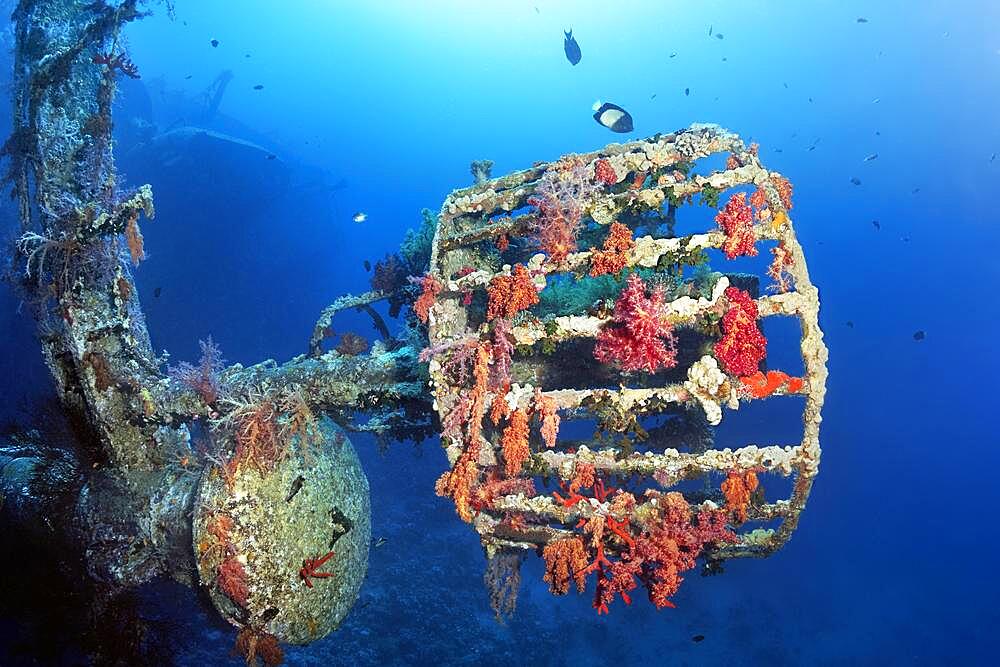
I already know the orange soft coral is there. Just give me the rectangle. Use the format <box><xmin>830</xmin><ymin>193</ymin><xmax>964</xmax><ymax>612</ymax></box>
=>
<box><xmin>542</xmin><ymin>537</ymin><xmax>589</xmax><ymax>595</ymax></box>
<box><xmin>487</xmin><ymin>264</ymin><xmax>539</xmax><ymax>320</ymax></box>
<box><xmin>721</xmin><ymin>469</ymin><xmax>759</xmax><ymax>524</ymax></box>
<box><xmin>739</xmin><ymin>370</ymin><xmax>804</xmax><ymax>398</ymax></box>
<box><xmin>768</xmin><ymin>241</ymin><xmax>795</xmax><ymax>293</ymax></box>
<box><xmin>413</xmin><ymin>274</ymin><xmax>443</xmax><ymax>324</ymax></box>
<box><xmin>500</xmin><ymin>408</ymin><xmax>531</xmax><ymax>477</ymax></box>
<box><xmin>435</xmin><ymin>343</ymin><xmax>490</xmax><ymax>521</ymax></box>
<box><xmin>217</xmin><ymin>555</ymin><xmax>250</xmax><ymax>607</ymax></box>
<box><xmin>589</xmin><ymin>221</ymin><xmax>635</xmax><ymax>277</ymax></box>
<box><xmin>534</xmin><ymin>388</ymin><xmax>560</xmax><ymax>448</ymax></box>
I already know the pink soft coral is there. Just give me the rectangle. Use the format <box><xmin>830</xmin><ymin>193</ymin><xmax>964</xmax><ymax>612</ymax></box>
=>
<box><xmin>593</xmin><ymin>274</ymin><xmax>678</xmax><ymax>373</ymax></box>
<box><xmin>528</xmin><ymin>159</ymin><xmax>601</xmax><ymax>262</ymax></box>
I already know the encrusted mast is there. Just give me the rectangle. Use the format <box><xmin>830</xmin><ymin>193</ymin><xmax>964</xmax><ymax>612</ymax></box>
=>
<box><xmin>1</xmin><ymin>1</ymin><xmax>428</xmax><ymax>660</ymax></box>
<box><xmin>424</xmin><ymin>124</ymin><xmax>828</xmax><ymax>614</ymax></box>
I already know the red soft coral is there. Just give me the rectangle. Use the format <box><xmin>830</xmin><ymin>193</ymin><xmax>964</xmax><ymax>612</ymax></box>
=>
<box><xmin>593</xmin><ymin>158</ymin><xmax>617</xmax><ymax>186</ymax></box>
<box><xmin>716</xmin><ymin>191</ymin><xmax>757</xmax><ymax>259</ymax></box>
<box><xmin>715</xmin><ymin>287</ymin><xmax>767</xmax><ymax>376</ymax></box>
<box><xmin>487</xmin><ymin>264</ymin><xmax>539</xmax><ymax>320</ymax></box>
<box><xmin>593</xmin><ymin>274</ymin><xmax>678</xmax><ymax>373</ymax></box>
<box><xmin>633</xmin><ymin>492</ymin><xmax>736</xmax><ymax>609</ymax></box>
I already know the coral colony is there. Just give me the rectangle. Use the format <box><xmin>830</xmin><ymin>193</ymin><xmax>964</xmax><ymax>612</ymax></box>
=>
<box><xmin>426</xmin><ymin>125</ymin><xmax>827</xmax><ymax>617</ymax></box>
<box><xmin>2</xmin><ymin>1</ymin><xmax>826</xmax><ymax>662</ymax></box>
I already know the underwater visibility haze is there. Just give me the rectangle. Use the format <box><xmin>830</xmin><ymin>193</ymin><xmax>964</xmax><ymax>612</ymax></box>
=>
<box><xmin>0</xmin><ymin>1</ymin><xmax>998</xmax><ymax>665</ymax></box>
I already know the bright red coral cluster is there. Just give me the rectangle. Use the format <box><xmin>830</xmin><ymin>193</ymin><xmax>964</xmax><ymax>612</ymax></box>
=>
<box><xmin>487</xmin><ymin>264</ymin><xmax>539</xmax><ymax>320</ymax></box>
<box><xmin>594</xmin><ymin>158</ymin><xmax>617</xmax><ymax>186</ymax></box>
<box><xmin>715</xmin><ymin>287</ymin><xmax>767</xmax><ymax>377</ymax></box>
<box><xmin>739</xmin><ymin>370</ymin><xmax>804</xmax><ymax>398</ymax></box>
<box><xmin>589</xmin><ymin>221</ymin><xmax>635</xmax><ymax>277</ymax></box>
<box><xmin>716</xmin><ymin>192</ymin><xmax>757</xmax><ymax>259</ymax></box>
<box><xmin>593</xmin><ymin>274</ymin><xmax>678</xmax><ymax>373</ymax></box>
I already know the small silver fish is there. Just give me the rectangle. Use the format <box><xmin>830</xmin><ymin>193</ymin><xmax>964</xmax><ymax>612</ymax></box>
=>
<box><xmin>863</xmin><ymin>153</ymin><xmax>878</xmax><ymax>162</ymax></box>
<box><xmin>352</xmin><ymin>211</ymin><xmax>367</xmax><ymax>223</ymax></box>
<box><xmin>374</xmin><ymin>537</ymin><xmax>388</xmax><ymax>548</ymax></box>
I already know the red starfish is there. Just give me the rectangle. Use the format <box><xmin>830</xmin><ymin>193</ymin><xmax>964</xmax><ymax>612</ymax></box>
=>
<box><xmin>299</xmin><ymin>551</ymin><xmax>335</xmax><ymax>588</ymax></box>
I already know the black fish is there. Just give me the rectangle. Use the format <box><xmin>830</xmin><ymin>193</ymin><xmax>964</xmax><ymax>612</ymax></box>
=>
<box><xmin>709</xmin><ymin>25</ymin><xmax>712</xmax><ymax>36</ymax></box>
<box><xmin>363</xmin><ymin>260</ymin><xmax>371</xmax><ymax>272</ymax></box>
<box><xmin>864</xmin><ymin>153</ymin><xmax>878</xmax><ymax>162</ymax></box>
<box><xmin>913</xmin><ymin>330</ymin><xmax>925</xmax><ymax>341</ymax></box>
<box><xmin>991</xmin><ymin>153</ymin><xmax>996</xmax><ymax>163</ymax></box>
<box><xmin>669</xmin><ymin>52</ymin><xmax>677</xmax><ymax>58</ymax></box>
<box><xmin>684</xmin><ymin>87</ymin><xmax>690</xmax><ymax>96</ymax></box>
<box><xmin>592</xmin><ymin>101</ymin><xmax>633</xmax><ymax>133</ymax></box>
<box><xmin>693</xmin><ymin>635</ymin><xmax>705</xmax><ymax>643</ymax></box>
<box><xmin>266</xmin><ymin>153</ymin><xmax>276</xmax><ymax>160</ymax></box>
<box><xmin>857</xmin><ymin>17</ymin><xmax>869</xmax><ymax>23</ymax></box>
<box><xmin>285</xmin><ymin>475</ymin><xmax>305</xmax><ymax>502</ymax></box>
<box><xmin>850</xmin><ymin>177</ymin><xmax>861</xmax><ymax>185</ymax></box>
<box><xmin>912</xmin><ymin>187</ymin><xmax>921</xmax><ymax>194</ymax></box>
<box><xmin>253</xmin><ymin>84</ymin><xmax>264</xmax><ymax>90</ymax></box>
<box><xmin>564</xmin><ymin>30</ymin><xmax>581</xmax><ymax>65</ymax></box>
<box><xmin>210</xmin><ymin>38</ymin><xmax>219</xmax><ymax>48</ymax></box>
<box><xmin>872</xmin><ymin>220</ymin><xmax>880</xmax><ymax>230</ymax></box>
<box><xmin>153</xmin><ymin>287</ymin><xmax>161</xmax><ymax>298</ymax></box>
<box><xmin>184</xmin><ymin>74</ymin><xmax>192</xmax><ymax>80</ymax></box>
<box><xmin>650</xmin><ymin>93</ymin><xmax>657</xmax><ymax>100</ymax></box>
<box><xmin>846</xmin><ymin>320</ymin><xmax>854</xmax><ymax>328</ymax></box>
<box><xmin>716</xmin><ymin>33</ymin><xmax>724</xmax><ymax>40</ymax></box>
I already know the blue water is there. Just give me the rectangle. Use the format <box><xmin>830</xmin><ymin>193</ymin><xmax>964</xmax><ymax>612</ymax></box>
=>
<box><xmin>2</xmin><ymin>1</ymin><xmax>999</xmax><ymax>664</ymax></box>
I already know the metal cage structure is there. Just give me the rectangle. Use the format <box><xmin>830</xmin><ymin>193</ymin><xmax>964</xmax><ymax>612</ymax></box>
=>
<box><xmin>422</xmin><ymin>124</ymin><xmax>828</xmax><ymax>609</ymax></box>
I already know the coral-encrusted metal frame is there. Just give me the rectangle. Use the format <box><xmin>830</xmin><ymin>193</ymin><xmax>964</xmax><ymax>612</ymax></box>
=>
<box><xmin>425</xmin><ymin>124</ymin><xmax>828</xmax><ymax>563</ymax></box>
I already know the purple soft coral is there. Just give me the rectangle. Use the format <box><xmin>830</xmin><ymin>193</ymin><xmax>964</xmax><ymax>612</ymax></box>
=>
<box><xmin>169</xmin><ymin>336</ymin><xmax>225</xmax><ymax>404</ymax></box>
<box><xmin>528</xmin><ymin>160</ymin><xmax>602</xmax><ymax>262</ymax></box>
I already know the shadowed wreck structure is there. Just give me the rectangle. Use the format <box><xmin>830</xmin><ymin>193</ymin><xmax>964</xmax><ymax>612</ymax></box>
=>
<box><xmin>0</xmin><ymin>1</ymin><xmax>827</xmax><ymax>664</ymax></box>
